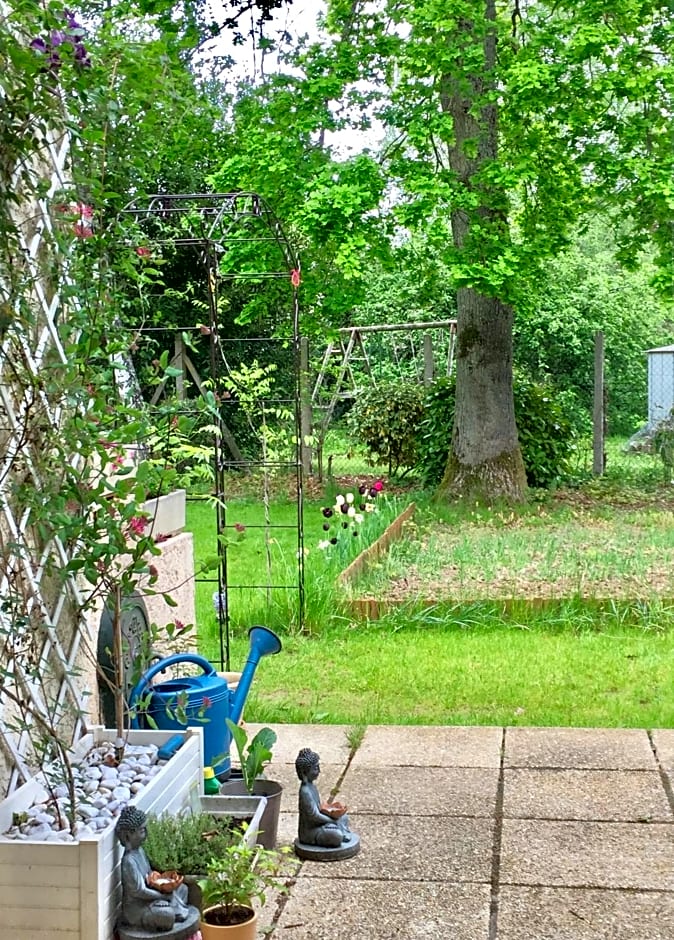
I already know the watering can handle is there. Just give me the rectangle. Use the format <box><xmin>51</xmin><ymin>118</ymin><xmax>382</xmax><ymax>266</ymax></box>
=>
<box><xmin>127</xmin><ymin>653</ymin><xmax>217</xmax><ymax>725</ymax></box>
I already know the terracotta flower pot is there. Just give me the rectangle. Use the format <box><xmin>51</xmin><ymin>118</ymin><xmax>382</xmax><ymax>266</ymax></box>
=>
<box><xmin>200</xmin><ymin>905</ymin><xmax>257</xmax><ymax>940</ymax></box>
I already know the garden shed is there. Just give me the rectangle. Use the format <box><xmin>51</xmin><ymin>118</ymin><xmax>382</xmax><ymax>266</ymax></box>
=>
<box><xmin>647</xmin><ymin>345</ymin><xmax>674</xmax><ymax>426</ymax></box>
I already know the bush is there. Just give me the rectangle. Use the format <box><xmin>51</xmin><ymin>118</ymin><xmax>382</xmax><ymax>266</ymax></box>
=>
<box><xmin>347</xmin><ymin>381</ymin><xmax>425</xmax><ymax>475</ymax></box>
<box><xmin>416</xmin><ymin>376</ymin><xmax>456</xmax><ymax>487</ymax></box>
<box><xmin>416</xmin><ymin>374</ymin><xmax>576</xmax><ymax>489</ymax></box>
<box><xmin>513</xmin><ymin>374</ymin><xmax>577</xmax><ymax>488</ymax></box>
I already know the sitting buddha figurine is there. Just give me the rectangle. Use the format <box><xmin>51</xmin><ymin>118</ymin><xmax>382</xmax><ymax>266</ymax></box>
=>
<box><xmin>115</xmin><ymin>805</ymin><xmax>198</xmax><ymax>938</ymax></box>
<box><xmin>293</xmin><ymin>747</ymin><xmax>360</xmax><ymax>860</ymax></box>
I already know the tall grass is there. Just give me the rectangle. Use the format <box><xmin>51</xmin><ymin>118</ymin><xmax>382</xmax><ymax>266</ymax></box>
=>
<box><xmin>187</xmin><ymin>489</ymin><xmax>407</xmax><ymax>660</ymax></box>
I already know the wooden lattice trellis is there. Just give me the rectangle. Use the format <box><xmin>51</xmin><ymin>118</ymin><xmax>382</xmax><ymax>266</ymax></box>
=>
<box><xmin>0</xmin><ymin>125</ymin><xmax>94</xmax><ymax>796</ymax></box>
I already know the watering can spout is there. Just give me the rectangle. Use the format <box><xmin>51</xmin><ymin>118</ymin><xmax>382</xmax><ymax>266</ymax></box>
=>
<box><xmin>230</xmin><ymin>625</ymin><xmax>282</xmax><ymax>725</ymax></box>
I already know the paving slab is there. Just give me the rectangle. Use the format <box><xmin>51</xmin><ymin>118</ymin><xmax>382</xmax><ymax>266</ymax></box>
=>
<box><xmin>651</xmin><ymin>729</ymin><xmax>674</xmax><ymax>770</ymax></box>
<box><xmin>344</xmin><ymin>765</ymin><xmax>499</xmax><ymax>817</ymax></box>
<box><xmin>276</xmin><ymin>810</ymin><xmax>298</xmax><ymax>848</ymax></box>
<box><xmin>297</xmin><ymin>814</ymin><xmax>494</xmax><ymax>882</ymax></box>
<box><xmin>272</xmin><ymin>879</ymin><xmax>491</xmax><ymax>939</ymax></box>
<box><xmin>504</xmin><ymin>727</ymin><xmax>656</xmax><ymax>770</ymax></box>
<box><xmin>497</xmin><ymin>885</ymin><xmax>674</xmax><ymax>939</ymax></box>
<box><xmin>503</xmin><ymin>769</ymin><xmax>672</xmax><ymax>821</ymax></box>
<box><xmin>351</xmin><ymin>724</ymin><xmax>502</xmax><ymax>768</ymax></box>
<box><xmin>243</xmin><ymin>722</ymin><xmax>353</xmax><ymax>765</ymax></box>
<box><xmin>500</xmin><ymin>819</ymin><xmax>674</xmax><ymax>890</ymax></box>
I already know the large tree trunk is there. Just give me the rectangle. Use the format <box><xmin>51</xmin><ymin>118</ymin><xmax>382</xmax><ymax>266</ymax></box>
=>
<box><xmin>436</xmin><ymin>0</ymin><xmax>526</xmax><ymax>502</ymax></box>
<box><xmin>437</xmin><ymin>287</ymin><xmax>526</xmax><ymax>500</ymax></box>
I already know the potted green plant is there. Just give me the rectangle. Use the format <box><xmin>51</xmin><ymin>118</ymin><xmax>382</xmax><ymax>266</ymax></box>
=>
<box><xmin>144</xmin><ymin>803</ymin><xmax>267</xmax><ymax>910</ymax></box>
<box><xmin>223</xmin><ymin>720</ymin><xmax>283</xmax><ymax>849</ymax></box>
<box><xmin>198</xmin><ymin>841</ymin><xmax>286</xmax><ymax>940</ymax></box>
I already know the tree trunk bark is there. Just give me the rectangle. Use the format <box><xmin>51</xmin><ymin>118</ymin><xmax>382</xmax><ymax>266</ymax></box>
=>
<box><xmin>436</xmin><ymin>0</ymin><xmax>527</xmax><ymax>502</ymax></box>
<box><xmin>437</xmin><ymin>287</ymin><xmax>526</xmax><ymax>500</ymax></box>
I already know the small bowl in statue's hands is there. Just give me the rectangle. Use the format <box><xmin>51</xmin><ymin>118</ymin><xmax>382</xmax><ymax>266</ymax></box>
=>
<box><xmin>321</xmin><ymin>800</ymin><xmax>347</xmax><ymax>819</ymax></box>
<box><xmin>147</xmin><ymin>870</ymin><xmax>184</xmax><ymax>894</ymax></box>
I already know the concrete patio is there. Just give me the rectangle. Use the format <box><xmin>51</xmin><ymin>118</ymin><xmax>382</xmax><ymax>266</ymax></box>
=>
<box><xmin>249</xmin><ymin>723</ymin><xmax>674</xmax><ymax>939</ymax></box>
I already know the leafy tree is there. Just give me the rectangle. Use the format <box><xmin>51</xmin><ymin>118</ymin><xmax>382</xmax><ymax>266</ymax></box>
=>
<box><xmin>319</xmin><ymin>0</ymin><xmax>674</xmax><ymax>501</ymax></box>
<box><xmin>515</xmin><ymin>217</ymin><xmax>674</xmax><ymax>436</ymax></box>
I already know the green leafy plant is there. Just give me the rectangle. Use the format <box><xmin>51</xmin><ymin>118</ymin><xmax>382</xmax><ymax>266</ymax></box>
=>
<box><xmin>226</xmin><ymin>720</ymin><xmax>277</xmax><ymax>794</ymax></box>
<box><xmin>416</xmin><ymin>376</ymin><xmax>456</xmax><ymax>488</ymax></box>
<box><xmin>347</xmin><ymin>381</ymin><xmax>425</xmax><ymax>475</ymax></box>
<box><xmin>416</xmin><ymin>374</ymin><xmax>576</xmax><ymax>490</ymax></box>
<box><xmin>513</xmin><ymin>374</ymin><xmax>577</xmax><ymax>489</ymax></box>
<box><xmin>144</xmin><ymin>812</ymin><xmax>239</xmax><ymax>875</ymax></box>
<box><xmin>652</xmin><ymin>411</ymin><xmax>674</xmax><ymax>482</ymax></box>
<box><xmin>198</xmin><ymin>841</ymin><xmax>286</xmax><ymax>925</ymax></box>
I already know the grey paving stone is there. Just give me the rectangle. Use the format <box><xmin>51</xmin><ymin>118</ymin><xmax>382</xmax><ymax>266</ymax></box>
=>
<box><xmin>272</xmin><ymin>878</ymin><xmax>491</xmax><ymax>939</ymax></box>
<box><xmin>277</xmin><ymin>810</ymin><xmax>298</xmax><ymax>848</ymax></box>
<box><xmin>505</xmin><ymin>727</ymin><xmax>655</xmax><ymax>770</ymax></box>
<box><xmin>298</xmin><ymin>814</ymin><xmax>494</xmax><ymax>882</ymax></box>
<box><xmin>651</xmin><ymin>729</ymin><xmax>674</xmax><ymax>770</ymax></box>
<box><xmin>345</xmin><ymin>765</ymin><xmax>499</xmax><ymax>817</ymax></box>
<box><xmin>497</xmin><ymin>885</ymin><xmax>674</xmax><ymax>939</ymax></box>
<box><xmin>351</xmin><ymin>724</ymin><xmax>502</xmax><ymax>768</ymax></box>
<box><xmin>500</xmin><ymin>819</ymin><xmax>674</xmax><ymax>890</ymax></box>
<box><xmin>242</xmin><ymin>722</ymin><xmax>352</xmax><ymax>765</ymax></box>
<box><xmin>503</xmin><ymin>769</ymin><xmax>672</xmax><ymax>822</ymax></box>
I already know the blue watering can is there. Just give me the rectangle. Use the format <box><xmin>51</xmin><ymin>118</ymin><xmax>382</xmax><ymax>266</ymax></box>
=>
<box><xmin>128</xmin><ymin>625</ymin><xmax>282</xmax><ymax>777</ymax></box>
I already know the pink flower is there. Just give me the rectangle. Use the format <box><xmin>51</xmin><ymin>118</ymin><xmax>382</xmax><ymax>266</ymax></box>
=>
<box><xmin>290</xmin><ymin>268</ymin><xmax>301</xmax><ymax>287</ymax></box>
<box><xmin>135</xmin><ymin>246</ymin><xmax>151</xmax><ymax>259</ymax></box>
<box><xmin>202</xmin><ymin>696</ymin><xmax>212</xmax><ymax>709</ymax></box>
<box><xmin>128</xmin><ymin>516</ymin><xmax>147</xmax><ymax>536</ymax></box>
<box><xmin>74</xmin><ymin>220</ymin><xmax>93</xmax><ymax>238</ymax></box>
<box><xmin>234</xmin><ymin>522</ymin><xmax>246</xmax><ymax>533</ymax></box>
<box><xmin>373</xmin><ymin>480</ymin><xmax>384</xmax><ymax>492</ymax></box>
<box><xmin>174</xmin><ymin>619</ymin><xmax>186</xmax><ymax>632</ymax></box>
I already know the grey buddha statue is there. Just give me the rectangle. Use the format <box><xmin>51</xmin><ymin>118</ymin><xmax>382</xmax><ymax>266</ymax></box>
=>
<box><xmin>293</xmin><ymin>747</ymin><xmax>360</xmax><ymax>861</ymax></box>
<box><xmin>115</xmin><ymin>806</ymin><xmax>199</xmax><ymax>939</ymax></box>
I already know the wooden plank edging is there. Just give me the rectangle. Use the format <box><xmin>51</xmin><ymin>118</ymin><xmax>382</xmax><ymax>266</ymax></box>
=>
<box><xmin>338</xmin><ymin>502</ymin><xmax>416</xmax><ymax>588</ymax></box>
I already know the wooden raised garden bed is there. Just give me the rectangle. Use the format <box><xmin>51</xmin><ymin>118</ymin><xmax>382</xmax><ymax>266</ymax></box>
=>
<box><xmin>338</xmin><ymin>502</ymin><xmax>416</xmax><ymax>619</ymax></box>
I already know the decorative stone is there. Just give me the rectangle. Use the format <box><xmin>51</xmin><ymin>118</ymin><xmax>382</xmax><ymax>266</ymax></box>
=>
<box><xmin>1</xmin><ymin>740</ymin><xmax>168</xmax><ymax>841</ymax></box>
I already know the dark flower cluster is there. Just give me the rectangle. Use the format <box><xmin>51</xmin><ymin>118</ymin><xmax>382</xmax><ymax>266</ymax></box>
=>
<box><xmin>31</xmin><ymin>11</ymin><xmax>91</xmax><ymax>71</ymax></box>
<box><xmin>318</xmin><ymin>480</ymin><xmax>384</xmax><ymax>550</ymax></box>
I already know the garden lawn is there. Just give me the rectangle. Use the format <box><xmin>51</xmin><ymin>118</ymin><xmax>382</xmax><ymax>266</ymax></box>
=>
<box><xmin>235</xmin><ymin>610</ymin><xmax>674</xmax><ymax>728</ymax></box>
<box><xmin>184</xmin><ymin>448</ymin><xmax>674</xmax><ymax>729</ymax></box>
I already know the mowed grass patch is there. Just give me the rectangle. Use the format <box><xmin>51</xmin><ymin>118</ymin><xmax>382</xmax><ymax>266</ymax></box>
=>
<box><xmin>236</xmin><ymin>605</ymin><xmax>674</xmax><ymax>728</ymax></box>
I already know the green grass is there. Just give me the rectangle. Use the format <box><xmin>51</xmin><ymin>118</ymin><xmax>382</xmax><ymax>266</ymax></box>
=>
<box><xmin>352</xmin><ymin>503</ymin><xmax>674</xmax><ymax>601</ymax></box>
<box><xmin>236</xmin><ymin>604</ymin><xmax>674</xmax><ymax>728</ymax></box>
<box><xmin>182</xmin><ymin>440</ymin><xmax>674</xmax><ymax>729</ymax></box>
<box><xmin>186</xmin><ymin>487</ymin><xmax>405</xmax><ymax>657</ymax></box>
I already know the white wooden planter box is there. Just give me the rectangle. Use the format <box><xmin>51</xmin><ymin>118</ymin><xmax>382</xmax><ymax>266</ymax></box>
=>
<box><xmin>142</xmin><ymin>488</ymin><xmax>186</xmax><ymax>538</ymax></box>
<box><xmin>0</xmin><ymin>726</ymin><xmax>203</xmax><ymax>940</ymax></box>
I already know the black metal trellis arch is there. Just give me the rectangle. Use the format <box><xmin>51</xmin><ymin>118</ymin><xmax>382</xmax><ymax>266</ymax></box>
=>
<box><xmin>118</xmin><ymin>192</ymin><xmax>304</xmax><ymax>667</ymax></box>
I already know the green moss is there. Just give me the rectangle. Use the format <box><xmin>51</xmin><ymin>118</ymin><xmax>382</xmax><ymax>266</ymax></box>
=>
<box><xmin>436</xmin><ymin>447</ymin><xmax>527</xmax><ymax>504</ymax></box>
<box><xmin>456</xmin><ymin>324</ymin><xmax>481</xmax><ymax>359</ymax></box>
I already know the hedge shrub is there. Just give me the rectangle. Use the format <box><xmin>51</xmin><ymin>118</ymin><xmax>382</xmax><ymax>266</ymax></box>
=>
<box><xmin>415</xmin><ymin>374</ymin><xmax>576</xmax><ymax>489</ymax></box>
<box><xmin>347</xmin><ymin>380</ymin><xmax>425</xmax><ymax>475</ymax></box>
